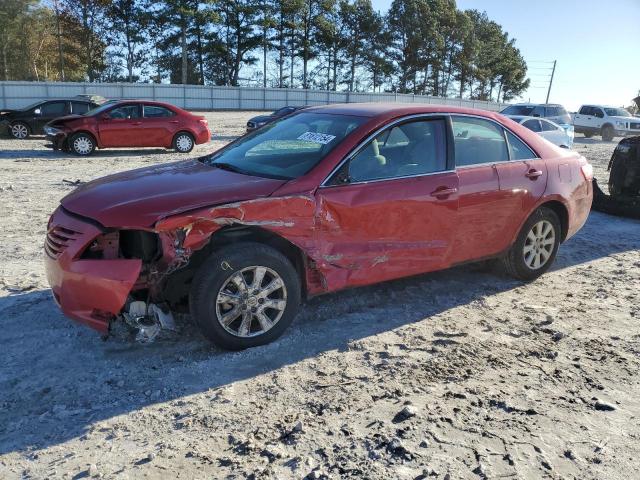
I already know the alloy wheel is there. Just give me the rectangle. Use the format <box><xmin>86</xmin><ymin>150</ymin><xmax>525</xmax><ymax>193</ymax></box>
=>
<box><xmin>523</xmin><ymin>220</ymin><xmax>555</xmax><ymax>270</ymax></box>
<box><xmin>215</xmin><ymin>266</ymin><xmax>287</xmax><ymax>338</ymax></box>
<box><xmin>176</xmin><ymin>134</ymin><xmax>193</xmax><ymax>152</ymax></box>
<box><xmin>73</xmin><ymin>136</ymin><xmax>93</xmax><ymax>155</ymax></box>
<box><xmin>11</xmin><ymin>124</ymin><xmax>28</xmax><ymax>139</ymax></box>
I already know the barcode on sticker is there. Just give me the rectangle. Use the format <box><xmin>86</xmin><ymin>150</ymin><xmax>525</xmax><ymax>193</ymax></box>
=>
<box><xmin>297</xmin><ymin>132</ymin><xmax>336</xmax><ymax>144</ymax></box>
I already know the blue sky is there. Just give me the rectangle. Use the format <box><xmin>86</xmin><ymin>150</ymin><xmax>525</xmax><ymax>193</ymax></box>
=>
<box><xmin>370</xmin><ymin>0</ymin><xmax>640</xmax><ymax>111</ymax></box>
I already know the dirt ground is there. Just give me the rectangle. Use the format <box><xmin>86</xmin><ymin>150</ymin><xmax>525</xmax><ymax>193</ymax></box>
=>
<box><xmin>0</xmin><ymin>112</ymin><xmax>639</xmax><ymax>480</ymax></box>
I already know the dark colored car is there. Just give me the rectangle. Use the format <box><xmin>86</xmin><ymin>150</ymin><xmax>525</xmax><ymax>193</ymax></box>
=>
<box><xmin>44</xmin><ymin>100</ymin><xmax>211</xmax><ymax>155</ymax></box>
<box><xmin>246</xmin><ymin>105</ymin><xmax>309</xmax><ymax>132</ymax></box>
<box><xmin>1</xmin><ymin>97</ymin><xmax>101</xmax><ymax>139</ymax></box>
<box><xmin>45</xmin><ymin>104</ymin><xmax>593</xmax><ymax>350</ymax></box>
<box><xmin>500</xmin><ymin>103</ymin><xmax>572</xmax><ymax>126</ymax></box>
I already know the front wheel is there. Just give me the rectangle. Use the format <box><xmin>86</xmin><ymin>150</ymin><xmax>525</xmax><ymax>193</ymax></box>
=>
<box><xmin>173</xmin><ymin>132</ymin><xmax>194</xmax><ymax>153</ymax></box>
<box><xmin>502</xmin><ymin>207</ymin><xmax>561</xmax><ymax>281</ymax></box>
<box><xmin>70</xmin><ymin>132</ymin><xmax>95</xmax><ymax>156</ymax></box>
<box><xmin>601</xmin><ymin>125</ymin><xmax>614</xmax><ymax>142</ymax></box>
<box><xmin>190</xmin><ymin>242</ymin><xmax>301</xmax><ymax>350</ymax></box>
<box><xmin>10</xmin><ymin>122</ymin><xmax>30</xmax><ymax>139</ymax></box>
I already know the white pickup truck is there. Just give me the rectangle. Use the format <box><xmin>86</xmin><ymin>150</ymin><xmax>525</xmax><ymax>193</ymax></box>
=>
<box><xmin>573</xmin><ymin>105</ymin><xmax>640</xmax><ymax>141</ymax></box>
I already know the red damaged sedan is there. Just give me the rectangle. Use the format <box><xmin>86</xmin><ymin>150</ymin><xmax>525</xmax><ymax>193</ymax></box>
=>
<box><xmin>44</xmin><ymin>104</ymin><xmax>592</xmax><ymax>350</ymax></box>
<box><xmin>44</xmin><ymin>100</ymin><xmax>210</xmax><ymax>155</ymax></box>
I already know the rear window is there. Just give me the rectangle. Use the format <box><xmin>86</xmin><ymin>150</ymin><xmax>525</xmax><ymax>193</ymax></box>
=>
<box><xmin>501</xmin><ymin>105</ymin><xmax>535</xmax><ymax>116</ymax></box>
<box><xmin>41</xmin><ymin>101</ymin><xmax>67</xmax><ymax>115</ymax></box>
<box><xmin>205</xmin><ymin>112</ymin><xmax>366</xmax><ymax>179</ymax></box>
<box><xmin>71</xmin><ymin>102</ymin><xmax>91</xmax><ymax>114</ymax></box>
<box><xmin>452</xmin><ymin>116</ymin><xmax>509</xmax><ymax>166</ymax></box>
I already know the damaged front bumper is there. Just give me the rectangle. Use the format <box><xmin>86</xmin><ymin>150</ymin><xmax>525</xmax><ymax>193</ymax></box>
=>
<box><xmin>44</xmin><ymin>207</ymin><xmax>141</xmax><ymax>333</ymax></box>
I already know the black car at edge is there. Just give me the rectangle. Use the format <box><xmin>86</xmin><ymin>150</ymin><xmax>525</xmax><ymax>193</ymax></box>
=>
<box><xmin>246</xmin><ymin>105</ymin><xmax>309</xmax><ymax>132</ymax></box>
<box><xmin>0</xmin><ymin>96</ymin><xmax>102</xmax><ymax>139</ymax></box>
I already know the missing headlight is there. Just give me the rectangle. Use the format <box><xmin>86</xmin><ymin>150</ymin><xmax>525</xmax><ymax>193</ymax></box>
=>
<box><xmin>119</xmin><ymin>230</ymin><xmax>160</xmax><ymax>262</ymax></box>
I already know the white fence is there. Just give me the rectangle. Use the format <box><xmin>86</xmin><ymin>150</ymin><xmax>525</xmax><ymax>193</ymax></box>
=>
<box><xmin>0</xmin><ymin>81</ymin><xmax>505</xmax><ymax>112</ymax></box>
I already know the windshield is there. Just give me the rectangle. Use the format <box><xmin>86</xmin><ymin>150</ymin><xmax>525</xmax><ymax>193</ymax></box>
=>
<box><xmin>604</xmin><ymin>107</ymin><xmax>631</xmax><ymax>117</ymax></box>
<box><xmin>205</xmin><ymin>112</ymin><xmax>366</xmax><ymax>180</ymax></box>
<box><xmin>501</xmin><ymin>105</ymin><xmax>535</xmax><ymax>116</ymax></box>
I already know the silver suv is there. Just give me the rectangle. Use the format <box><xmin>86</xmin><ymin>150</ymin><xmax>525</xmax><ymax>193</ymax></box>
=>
<box><xmin>500</xmin><ymin>103</ymin><xmax>572</xmax><ymax>126</ymax></box>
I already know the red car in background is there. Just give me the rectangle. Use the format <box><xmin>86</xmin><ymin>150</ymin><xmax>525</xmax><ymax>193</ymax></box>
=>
<box><xmin>44</xmin><ymin>104</ymin><xmax>592</xmax><ymax>350</ymax></box>
<box><xmin>44</xmin><ymin>100</ymin><xmax>211</xmax><ymax>155</ymax></box>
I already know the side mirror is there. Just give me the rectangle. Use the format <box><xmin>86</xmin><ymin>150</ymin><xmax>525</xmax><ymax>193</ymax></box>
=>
<box><xmin>34</xmin><ymin>108</ymin><xmax>42</xmax><ymax>116</ymax></box>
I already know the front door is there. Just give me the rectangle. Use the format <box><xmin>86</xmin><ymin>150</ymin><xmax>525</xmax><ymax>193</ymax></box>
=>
<box><xmin>314</xmin><ymin>117</ymin><xmax>459</xmax><ymax>290</ymax></box>
<box><xmin>98</xmin><ymin>103</ymin><xmax>142</xmax><ymax>147</ymax></box>
<box><xmin>35</xmin><ymin>101</ymin><xmax>69</xmax><ymax>132</ymax></box>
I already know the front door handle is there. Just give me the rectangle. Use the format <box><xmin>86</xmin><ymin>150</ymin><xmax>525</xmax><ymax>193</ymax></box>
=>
<box><xmin>430</xmin><ymin>186</ymin><xmax>458</xmax><ymax>198</ymax></box>
<box><xmin>525</xmin><ymin>169</ymin><xmax>543</xmax><ymax>179</ymax></box>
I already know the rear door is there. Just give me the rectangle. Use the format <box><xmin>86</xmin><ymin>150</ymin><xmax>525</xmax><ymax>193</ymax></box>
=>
<box><xmin>139</xmin><ymin>104</ymin><xmax>179</xmax><ymax>147</ymax></box>
<box><xmin>315</xmin><ymin>116</ymin><xmax>459</xmax><ymax>289</ymax></box>
<box><xmin>449</xmin><ymin>116</ymin><xmax>510</xmax><ymax>263</ymax></box>
<box><xmin>98</xmin><ymin>103</ymin><xmax>142</xmax><ymax>147</ymax></box>
<box><xmin>493</xmin><ymin>130</ymin><xmax>548</xmax><ymax>244</ymax></box>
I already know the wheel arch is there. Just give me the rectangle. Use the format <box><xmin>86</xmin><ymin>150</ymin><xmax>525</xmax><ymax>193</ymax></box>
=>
<box><xmin>162</xmin><ymin>224</ymin><xmax>311</xmax><ymax>307</ymax></box>
<box><xmin>536</xmin><ymin>200</ymin><xmax>569</xmax><ymax>242</ymax></box>
<box><xmin>71</xmin><ymin>130</ymin><xmax>99</xmax><ymax>147</ymax></box>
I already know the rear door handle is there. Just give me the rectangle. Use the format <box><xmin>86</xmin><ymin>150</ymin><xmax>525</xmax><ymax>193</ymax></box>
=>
<box><xmin>170</xmin><ymin>120</ymin><xmax>180</xmax><ymax>124</ymax></box>
<box><xmin>430</xmin><ymin>186</ymin><xmax>458</xmax><ymax>198</ymax></box>
<box><xmin>525</xmin><ymin>169</ymin><xmax>543</xmax><ymax>179</ymax></box>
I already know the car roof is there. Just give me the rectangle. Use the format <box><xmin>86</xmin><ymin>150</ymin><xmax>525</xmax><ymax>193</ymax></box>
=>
<box><xmin>507</xmin><ymin>103</ymin><xmax>564</xmax><ymax>107</ymax></box>
<box><xmin>303</xmin><ymin>103</ymin><xmax>505</xmax><ymax>119</ymax></box>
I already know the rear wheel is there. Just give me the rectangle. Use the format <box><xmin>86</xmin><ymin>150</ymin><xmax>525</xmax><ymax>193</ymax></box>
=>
<box><xmin>583</xmin><ymin>132</ymin><xmax>593</xmax><ymax>138</ymax></box>
<box><xmin>190</xmin><ymin>242</ymin><xmax>301</xmax><ymax>350</ymax></box>
<box><xmin>70</xmin><ymin>132</ymin><xmax>95</xmax><ymax>156</ymax></box>
<box><xmin>502</xmin><ymin>207</ymin><xmax>561</xmax><ymax>281</ymax></box>
<box><xmin>601</xmin><ymin>125</ymin><xmax>614</xmax><ymax>142</ymax></box>
<box><xmin>10</xmin><ymin>122</ymin><xmax>29</xmax><ymax>139</ymax></box>
<box><xmin>173</xmin><ymin>132</ymin><xmax>194</xmax><ymax>153</ymax></box>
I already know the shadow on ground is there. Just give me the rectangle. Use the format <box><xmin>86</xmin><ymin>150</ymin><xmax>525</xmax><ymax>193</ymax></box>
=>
<box><xmin>0</xmin><ymin>211</ymin><xmax>638</xmax><ymax>455</ymax></box>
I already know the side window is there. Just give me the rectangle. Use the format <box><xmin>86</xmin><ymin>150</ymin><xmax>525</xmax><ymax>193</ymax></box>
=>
<box><xmin>540</xmin><ymin>120</ymin><xmax>557</xmax><ymax>132</ymax></box>
<box><xmin>452</xmin><ymin>116</ymin><xmax>509</xmax><ymax>166</ymax></box>
<box><xmin>506</xmin><ymin>131</ymin><xmax>537</xmax><ymax>160</ymax></box>
<box><xmin>593</xmin><ymin>108</ymin><xmax>604</xmax><ymax>119</ymax></box>
<box><xmin>71</xmin><ymin>102</ymin><xmax>90</xmax><ymax>114</ymax></box>
<box><xmin>531</xmin><ymin>106</ymin><xmax>545</xmax><ymax>117</ymax></box>
<box><xmin>40</xmin><ymin>101</ymin><xmax>67</xmax><ymax>116</ymax></box>
<box><xmin>547</xmin><ymin>106</ymin><xmax>559</xmax><ymax>117</ymax></box>
<box><xmin>340</xmin><ymin>119</ymin><xmax>447</xmax><ymax>183</ymax></box>
<box><xmin>108</xmin><ymin>105</ymin><xmax>140</xmax><ymax>119</ymax></box>
<box><xmin>523</xmin><ymin>119</ymin><xmax>542</xmax><ymax>132</ymax></box>
<box><xmin>143</xmin><ymin>105</ymin><xmax>174</xmax><ymax>118</ymax></box>
<box><xmin>579</xmin><ymin>106</ymin><xmax>591</xmax><ymax>115</ymax></box>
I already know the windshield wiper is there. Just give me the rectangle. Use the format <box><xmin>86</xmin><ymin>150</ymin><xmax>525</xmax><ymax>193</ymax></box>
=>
<box><xmin>212</xmin><ymin>162</ymin><xmax>247</xmax><ymax>175</ymax></box>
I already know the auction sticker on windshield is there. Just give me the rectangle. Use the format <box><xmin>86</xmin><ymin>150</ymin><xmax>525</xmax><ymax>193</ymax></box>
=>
<box><xmin>297</xmin><ymin>132</ymin><xmax>336</xmax><ymax>144</ymax></box>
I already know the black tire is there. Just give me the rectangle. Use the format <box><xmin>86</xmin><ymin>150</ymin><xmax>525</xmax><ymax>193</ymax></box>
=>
<box><xmin>584</xmin><ymin>132</ymin><xmax>593</xmax><ymax>138</ymax></box>
<box><xmin>69</xmin><ymin>132</ymin><xmax>96</xmax><ymax>156</ymax></box>
<box><xmin>190</xmin><ymin>242</ymin><xmax>301</xmax><ymax>350</ymax></box>
<box><xmin>9</xmin><ymin>122</ymin><xmax>30</xmax><ymax>139</ymax></box>
<box><xmin>601</xmin><ymin>125</ymin><xmax>614</xmax><ymax>142</ymax></box>
<box><xmin>502</xmin><ymin>207</ymin><xmax>561</xmax><ymax>281</ymax></box>
<box><xmin>173</xmin><ymin>131</ymin><xmax>194</xmax><ymax>153</ymax></box>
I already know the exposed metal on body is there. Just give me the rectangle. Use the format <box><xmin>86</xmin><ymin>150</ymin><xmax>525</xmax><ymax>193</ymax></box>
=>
<box><xmin>523</xmin><ymin>220</ymin><xmax>555</xmax><ymax>269</ymax></box>
<box><xmin>215</xmin><ymin>266</ymin><xmax>287</xmax><ymax>338</ymax></box>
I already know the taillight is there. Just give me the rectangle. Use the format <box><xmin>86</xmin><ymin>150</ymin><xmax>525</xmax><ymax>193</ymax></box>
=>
<box><xmin>198</xmin><ymin>118</ymin><xmax>208</xmax><ymax>126</ymax></box>
<box><xmin>580</xmin><ymin>163</ymin><xmax>593</xmax><ymax>181</ymax></box>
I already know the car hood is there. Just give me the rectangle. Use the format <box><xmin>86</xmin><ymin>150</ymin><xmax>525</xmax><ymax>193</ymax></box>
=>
<box><xmin>61</xmin><ymin>159</ymin><xmax>288</xmax><ymax>228</ymax></box>
<box><xmin>609</xmin><ymin>116</ymin><xmax>636</xmax><ymax>122</ymax></box>
<box><xmin>248</xmin><ymin>114</ymin><xmax>273</xmax><ymax>124</ymax></box>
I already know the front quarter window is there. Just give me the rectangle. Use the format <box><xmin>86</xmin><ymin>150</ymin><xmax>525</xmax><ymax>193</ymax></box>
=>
<box><xmin>205</xmin><ymin>112</ymin><xmax>366</xmax><ymax>180</ymax></box>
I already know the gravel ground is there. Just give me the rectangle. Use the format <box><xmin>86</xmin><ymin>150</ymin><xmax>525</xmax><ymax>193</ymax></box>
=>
<box><xmin>0</xmin><ymin>112</ymin><xmax>639</xmax><ymax>480</ymax></box>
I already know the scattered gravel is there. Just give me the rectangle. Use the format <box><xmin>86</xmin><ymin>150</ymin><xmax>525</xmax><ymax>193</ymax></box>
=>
<box><xmin>0</xmin><ymin>116</ymin><xmax>639</xmax><ymax>479</ymax></box>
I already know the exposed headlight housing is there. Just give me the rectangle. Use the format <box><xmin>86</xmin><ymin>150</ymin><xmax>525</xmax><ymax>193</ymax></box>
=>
<box><xmin>44</xmin><ymin>126</ymin><xmax>63</xmax><ymax>136</ymax></box>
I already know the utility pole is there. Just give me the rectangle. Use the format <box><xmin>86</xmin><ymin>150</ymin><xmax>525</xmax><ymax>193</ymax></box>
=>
<box><xmin>545</xmin><ymin>60</ymin><xmax>556</xmax><ymax>103</ymax></box>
